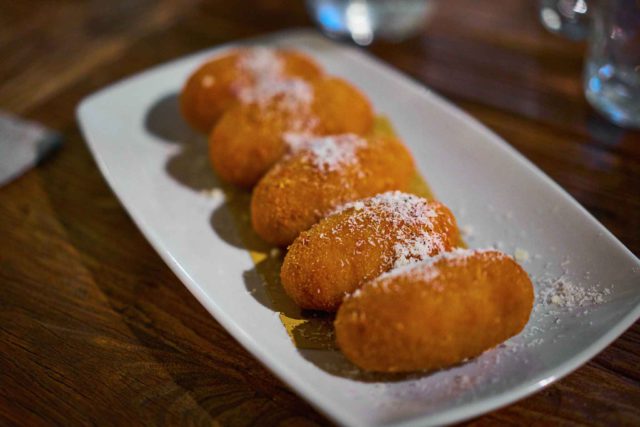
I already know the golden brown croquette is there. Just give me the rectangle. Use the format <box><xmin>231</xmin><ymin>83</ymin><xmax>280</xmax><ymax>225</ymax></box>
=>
<box><xmin>180</xmin><ymin>48</ymin><xmax>323</xmax><ymax>133</ymax></box>
<box><xmin>209</xmin><ymin>76</ymin><xmax>374</xmax><ymax>188</ymax></box>
<box><xmin>251</xmin><ymin>134</ymin><xmax>415</xmax><ymax>246</ymax></box>
<box><xmin>335</xmin><ymin>249</ymin><xmax>534</xmax><ymax>372</ymax></box>
<box><xmin>280</xmin><ymin>192</ymin><xmax>459</xmax><ymax>311</ymax></box>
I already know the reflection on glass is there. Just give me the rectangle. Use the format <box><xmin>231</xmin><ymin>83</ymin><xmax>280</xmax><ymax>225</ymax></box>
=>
<box><xmin>584</xmin><ymin>0</ymin><xmax>640</xmax><ymax>128</ymax></box>
<box><xmin>306</xmin><ymin>0</ymin><xmax>436</xmax><ymax>46</ymax></box>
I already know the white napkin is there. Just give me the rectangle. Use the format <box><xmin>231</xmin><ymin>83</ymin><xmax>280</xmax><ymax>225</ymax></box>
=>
<box><xmin>0</xmin><ymin>112</ymin><xmax>61</xmax><ymax>187</ymax></box>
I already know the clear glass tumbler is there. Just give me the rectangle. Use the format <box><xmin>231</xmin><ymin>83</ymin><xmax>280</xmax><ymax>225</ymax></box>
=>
<box><xmin>584</xmin><ymin>0</ymin><xmax>640</xmax><ymax>128</ymax></box>
<box><xmin>306</xmin><ymin>0</ymin><xmax>435</xmax><ymax>46</ymax></box>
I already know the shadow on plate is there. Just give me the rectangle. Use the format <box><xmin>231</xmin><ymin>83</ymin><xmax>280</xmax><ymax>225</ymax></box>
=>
<box><xmin>146</xmin><ymin>93</ymin><xmax>269</xmax><ymax>252</ymax></box>
<box><xmin>209</xmin><ymin>190</ymin><xmax>272</xmax><ymax>252</ymax></box>
<box><xmin>243</xmin><ymin>257</ymin><xmax>426</xmax><ymax>384</ymax></box>
<box><xmin>165</xmin><ymin>138</ymin><xmax>221</xmax><ymax>191</ymax></box>
<box><xmin>297</xmin><ymin>348</ymin><xmax>427</xmax><ymax>384</ymax></box>
<box><xmin>144</xmin><ymin>92</ymin><xmax>196</xmax><ymax>144</ymax></box>
<box><xmin>144</xmin><ymin>92</ymin><xmax>222</xmax><ymax>192</ymax></box>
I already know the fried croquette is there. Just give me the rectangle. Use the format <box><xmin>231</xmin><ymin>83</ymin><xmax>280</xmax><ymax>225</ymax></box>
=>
<box><xmin>335</xmin><ymin>249</ymin><xmax>534</xmax><ymax>372</ymax></box>
<box><xmin>180</xmin><ymin>48</ymin><xmax>323</xmax><ymax>133</ymax></box>
<box><xmin>310</xmin><ymin>77</ymin><xmax>374</xmax><ymax>137</ymax></box>
<box><xmin>209</xmin><ymin>76</ymin><xmax>374</xmax><ymax>188</ymax></box>
<box><xmin>280</xmin><ymin>191</ymin><xmax>459</xmax><ymax>311</ymax></box>
<box><xmin>251</xmin><ymin>133</ymin><xmax>415</xmax><ymax>246</ymax></box>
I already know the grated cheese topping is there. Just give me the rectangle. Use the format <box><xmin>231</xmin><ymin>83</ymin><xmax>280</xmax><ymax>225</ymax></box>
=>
<box><xmin>379</xmin><ymin>248</ymin><xmax>505</xmax><ymax>281</ymax></box>
<box><xmin>332</xmin><ymin>192</ymin><xmax>450</xmax><ymax>268</ymax></box>
<box><xmin>232</xmin><ymin>48</ymin><xmax>315</xmax><ymax>125</ymax></box>
<box><xmin>237</xmin><ymin>77</ymin><xmax>314</xmax><ymax>111</ymax></box>
<box><xmin>284</xmin><ymin>133</ymin><xmax>366</xmax><ymax>173</ymax></box>
<box><xmin>540</xmin><ymin>277</ymin><xmax>610</xmax><ymax>308</ymax></box>
<box><xmin>235</xmin><ymin>48</ymin><xmax>284</xmax><ymax>81</ymax></box>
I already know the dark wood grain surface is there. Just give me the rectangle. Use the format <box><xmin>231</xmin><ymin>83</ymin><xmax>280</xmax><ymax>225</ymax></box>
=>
<box><xmin>1</xmin><ymin>0</ymin><xmax>639</xmax><ymax>425</ymax></box>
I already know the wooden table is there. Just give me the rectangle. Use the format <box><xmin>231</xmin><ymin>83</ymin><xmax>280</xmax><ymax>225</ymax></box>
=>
<box><xmin>1</xmin><ymin>0</ymin><xmax>638</xmax><ymax>425</ymax></box>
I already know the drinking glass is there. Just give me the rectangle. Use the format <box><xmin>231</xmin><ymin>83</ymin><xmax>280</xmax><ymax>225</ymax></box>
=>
<box><xmin>306</xmin><ymin>0</ymin><xmax>436</xmax><ymax>46</ymax></box>
<box><xmin>584</xmin><ymin>0</ymin><xmax>640</xmax><ymax>128</ymax></box>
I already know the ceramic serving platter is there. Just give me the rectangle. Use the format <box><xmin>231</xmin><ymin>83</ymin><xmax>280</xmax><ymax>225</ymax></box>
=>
<box><xmin>77</xmin><ymin>30</ymin><xmax>640</xmax><ymax>427</ymax></box>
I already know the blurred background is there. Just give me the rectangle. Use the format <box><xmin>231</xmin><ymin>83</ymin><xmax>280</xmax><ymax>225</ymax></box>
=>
<box><xmin>1</xmin><ymin>1</ymin><xmax>638</xmax><ymax>426</ymax></box>
<box><xmin>2</xmin><ymin>0</ymin><xmax>637</xmax><ymax>241</ymax></box>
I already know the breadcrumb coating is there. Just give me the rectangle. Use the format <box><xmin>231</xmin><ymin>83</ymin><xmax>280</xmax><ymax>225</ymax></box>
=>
<box><xmin>335</xmin><ymin>249</ymin><xmax>534</xmax><ymax>372</ymax></box>
<box><xmin>280</xmin><ymin>192</ymin><xmax>459</xmax><ymax>311</ymax></box>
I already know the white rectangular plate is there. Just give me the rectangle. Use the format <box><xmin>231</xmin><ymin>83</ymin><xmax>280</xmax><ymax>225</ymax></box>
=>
<box><xmin>77</xmin><ymin>30</ymin><xmax>640</xmax><ymax>427</ymax></box>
